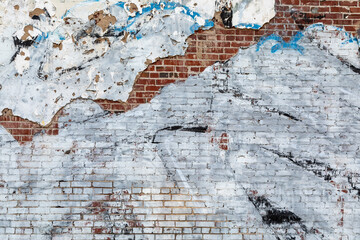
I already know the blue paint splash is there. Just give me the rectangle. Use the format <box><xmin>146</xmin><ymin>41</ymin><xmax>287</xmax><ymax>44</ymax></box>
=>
<box><xmin>63</xmin><ymin>1</ymin><xmax>215</xmax><ymax>39</ymax></box>
<box><xmin>256</xmin><ymin>32</ymin><xmax>305</xmax><ymax>54</ymax></box>
<box><xmin>35</xmin><ymin>0</ymin><xmax>217</xmax><ymax>44</ymax></box>
<box><xmin>235</xmin><ymin>23</ymin><xmax>261</xmax><ymax>29</ymax></box>
<box><xmin>256</xmin><ymin>23</ymin><xmax>359</xmax><ymax>54</ymax></box>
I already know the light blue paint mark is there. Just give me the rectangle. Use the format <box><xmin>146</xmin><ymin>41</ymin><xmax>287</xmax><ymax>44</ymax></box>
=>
<box><xmin>235</xmin><ymin>23</ymin><xmax>262</xmax><ymax>29</ymax></box>
<box><xmin>111</xmin><ymin>2</ymin><xmax>214</xmax><ymax>35</ymax></box>
<box><xmin>34</xmin><ymin>32</ymin><xmax>49</xmax><ymax>43</ymax></box>
<box><xmin>189</xmin><ymin>20</ymin><xmax>214</xmax><ymax>32</ymax></box>
<box><xmin>33</xmin><ymin>29</ymin><xmax>66</xmax><ymax>48</ymax></box>
<box><xmin>256</xmin><ymin>23</ymin><xmax>359</xmax><ymax>54</ymax></box>
<box><xmin>62</xmin><ymin>1</ymin><xmax>214</xmax><ymax>39</ymax></box>
<box><xmin>256</xmin><ymin>31</ymin><xmax>305</xmax><ymax>54</ymax></box>
<box><xmin>342</xmin><ymin>37</ymin><xmax>359</xmax><ymax>45</ymax></box>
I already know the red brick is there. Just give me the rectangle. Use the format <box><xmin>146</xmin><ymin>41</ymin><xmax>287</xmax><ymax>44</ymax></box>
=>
<box><xmin>350</xmin><ymin>7</ymin><xmax>360</xmax><ymax>13</ymax></box>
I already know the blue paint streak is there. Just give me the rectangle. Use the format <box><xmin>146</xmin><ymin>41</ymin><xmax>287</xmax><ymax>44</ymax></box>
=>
<box><xmin>235</xmin><ymin>23</ymin><xmax>262</xmax><ymax>29</ymax></box>
<box><xmin>256</xmin><ymin>32</ymin><xmax>305</xmax><ymax>54</ymax></box>
<box><xmin>256</xmin><ymin>23</ymin><xmax>359</xmax><ymax>54</ymax></box>
<box><xmin>36</xmin><ymin>0</ymin><xmax>217</xmax><ymax>44</ymax></box>
<box><xmin>113</xmin><ymin>1</ymin><xmax>215</xmax><ymax>36</ymax></box>
<box><xmin>62</xmin><ymin>1</ymin><xmax>215</xmax><ymax>39</ymax></box>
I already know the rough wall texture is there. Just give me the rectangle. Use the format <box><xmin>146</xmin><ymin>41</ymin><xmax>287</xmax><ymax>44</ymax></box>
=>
<box><xmin>0</xmin><ymin>0</ymin><xmax>360</xmax><ymax>239</ymax></box>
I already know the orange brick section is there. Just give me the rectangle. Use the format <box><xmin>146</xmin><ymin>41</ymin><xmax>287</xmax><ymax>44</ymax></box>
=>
<box><xmin>0</xmin><ymin>109</ymin><xmax>60</xmax><ymax>143</ymax></box>
<box><xmin>1</xmin><ymin>0</ymin><xmax>360</xmax><ymax>143</ymax></box>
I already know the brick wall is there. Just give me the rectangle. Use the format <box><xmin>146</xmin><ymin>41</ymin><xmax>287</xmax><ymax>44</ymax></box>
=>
<box><xmin>1</xmin><ymin>0</ymin><xmax>360</xmax><ymax>143</ymax></box>
<box><xmin>0</xmin><ymin>0</ymin><xmax>360</xmax><ymax>239</ymax></box>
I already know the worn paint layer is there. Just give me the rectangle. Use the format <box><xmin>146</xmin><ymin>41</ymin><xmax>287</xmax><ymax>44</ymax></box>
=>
<box><xmin>0</xmin><ymin>0</ymin><xmax>275</xmax><ymax>125</ymax></box>
<box><xmin>0</xmin><ymin>30</ymin><xmax>360</xmax><ymax>239</ymax></box>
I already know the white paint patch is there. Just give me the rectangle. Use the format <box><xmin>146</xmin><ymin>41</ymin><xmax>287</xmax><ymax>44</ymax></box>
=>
<box><xmin>0</xmin><ymin>35</ymin><xmax>360</xmax><ymax>238</ymax></box>
<box><xmin>305</xmin><ymin>24</ymin><xmax>360</xmax><ymax>68</ymax></box>
<box><xmin>216</xmin><ymin>0</ymin><xmax>275</xmax><ymax>28</ymax></box>
<box><xmin>233</xmin><ymin>0</ymin><xmax>276</xmax><ymax>28</ymax></box>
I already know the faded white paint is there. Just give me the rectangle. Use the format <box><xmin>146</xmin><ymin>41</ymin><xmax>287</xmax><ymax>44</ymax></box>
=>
<box><xmin>305</xmin><ymin>24</ymin><xmax>360</xmax><ymax>68</ymax></box>
<box><xmin>0</xmin><ymin>33</ymin><xmax>360</xmax><ymax>238</ymax></box>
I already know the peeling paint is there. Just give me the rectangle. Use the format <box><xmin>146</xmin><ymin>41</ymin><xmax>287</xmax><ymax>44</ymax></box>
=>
<box><xmin>1</xmin><ymin>30</ymin><xmax>360</xmax><ymax>238</ymax></box>
<box><xmin>0</xmin><ymin>0</ymin><xmax>275</xmax><ymax>125</ymax></box>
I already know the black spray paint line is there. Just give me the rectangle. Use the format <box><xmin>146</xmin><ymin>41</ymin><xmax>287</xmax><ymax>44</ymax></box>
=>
<box><xmin>152</xmin><ymin>125</ymin><xmax>208</xmax><ymax>143</ymax></box>
<box><xmin>246</xmin><ymin>193</ymin><xmax>325</xmax><ymax>239</ymax></box>
<box><xmin>262</xmin><ymin>147</ymin><xmax>360</xmax><ymax>197</ymax></box>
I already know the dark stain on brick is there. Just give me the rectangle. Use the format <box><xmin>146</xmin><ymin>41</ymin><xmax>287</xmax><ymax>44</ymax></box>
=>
<box><xmin>248</xmin><ymin>195</ymin><xmax>302</xmax><ymax>225</ymax></box>
<box><xmin>182</xmin><ymin>126</ymin><xmax>208</xmax><ymax>133</ymax></box>
<box><xmin>262</xmin><ymin>147</ymin><xmax>360</xmax><ymax>197</ymax></box>
<box><xmin>266</xmin><ymin>108</ymin><xmax>301</xmax><ymax>122</ymax></box>
<box><xmin>10</xmin><ymin>37</ymin><xmax>36</xmax><ymax>63</ymax></box>
<box><xmin>347</xmin><ymin>62</ymin><xmax>360</xmax><ymax>75</ymax></box>
<box><xmin>220</xmin><ymin>7</ymin><xmax>233</xmax><ymax>28</ymax></box>
<box><xmin>291</xmin><ymin>10</ymin><xmax>325</xmax><ymax>30</ymax></box>
<box><xmin>152</xmin><ymin>125</ymin><xmax>208</xmax><ymax>143</ymax></box>
<box><xmin>277</xmin><ymin>111</ymin><xmax>301</xmax><ymax>121</ymax></box>
<box><xmin>13</xmin><ymin>36</ymin><xmax>35</xmax><ymax>48</ymax></box>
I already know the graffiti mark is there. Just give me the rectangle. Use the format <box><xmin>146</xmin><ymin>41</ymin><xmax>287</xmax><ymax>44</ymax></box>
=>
<box><xmin>256</xmin><ymin>32</ymin><xmax>305</xmax><ymax>54</ymax></box>
<box><xmin>262</xmin><ymin>147</ymin><xmax>360</xmax><ymax>197</ymax></box>
<box><xmin>220</xmin><ymin>6</ymin><xmax>233</xmax><ymax>28</ymax></box>
<box><xmin>152</xmin><ymin>125</ymin><xmax>208</xmax><ymax>143</ymax></box>
<box><xmin>266</xmin><ymin>108</ymin><xmax>301</xmax><ymax>122</ymax></box>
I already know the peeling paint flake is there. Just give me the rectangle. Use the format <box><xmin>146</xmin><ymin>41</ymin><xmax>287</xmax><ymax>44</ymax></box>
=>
<box><xmin>0</xmin><ymin>0</ymin><xmax>276</xmax><ymax>126</ymax></box>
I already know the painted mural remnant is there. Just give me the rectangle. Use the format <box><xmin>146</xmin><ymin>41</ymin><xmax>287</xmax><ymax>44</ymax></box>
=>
<box><xmin>0</xmin><ymin>0</ymin><xmax>275</xmax><ymax>126</ymax></box>
<box><xmin>0</xmin><ymin>0</ymin><xmax>360</xmax><ymax>239</ymax></box>
<box><xmin>0</xmin><ymin>25</ymin><xmax>360</xmax><ymax>238</ymax></box>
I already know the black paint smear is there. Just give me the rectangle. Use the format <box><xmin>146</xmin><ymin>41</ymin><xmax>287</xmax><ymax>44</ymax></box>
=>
<box><xmin>262</xmin><ymin>147</ymin><xmax>336</xmax><ymax>180</ymax></box>
<box><xmin>60</xmin><ymin>65</ymin><xmax>85</xmax><ymax>75</ymax></box>
<box><xmin>43</xmin><ymin>8</ymin><xmax>51</xmax><ymax>18</ymax></box>
<box><xmin>152</xmin><ymin>125</ymin><xmax>208</xmax><ymax>143</ymax></box>
<box><xmin>267</xmin><ymin>108</ymin><xmax>301</xmax><ymax>122</ymax></box>
<box><xmin>264</xmin><ymin>209</ymin><xmax>302</xmax><ymax>225</ymax></box>
<box><xmin>74</xmin><ymin>29</ymin><xmax>89</xmax><ymax>42</ymax></box>
<box><xmin>220</xmin><ymin>7</ymin><xmax>233</xmax><ymax>28</ymax></box>
<box><xmin>277</xmin><ymin>111</ymin><xmax>301</xmax><ymax>122</ymax></box>
<box><xmin>290</xmin><ymin>10</ymin><xmax>325</xmax><ymax>30</ymax></box>
<box><xmin>31</xmin><ymin>15</ymin><xmax>41</xmax><ymax>20</ymax></box>
<box><xmin>158</xmin><ymin>125</ymin><xmax>208</xmax><ymax>133</ymax></box>
<box><xmin>10</xmin><ymin>48</ymin><xmax>20</xmax><ymax>63</ymax></box>
<box><xmin>161</xmin><ymin>126</ymin><xmax>183</xmax><ymax>131</ymax></box>
<box><xmin>37</xmin><ymin>55</ymin><xmax>99</xmax><ymax>79</ymax></box>
<box><xmin>13</xmin><ymin>36</ymin><xmax>35</xmax><ymax>48</ymax></box>
<box><xmin>348</xmin><ymin>176</ymin><xmax>360</xmax><ymax>196</ymax></box>
<box><xmin>182</xmin><ymin>126</ymin><xmax>208</xmax><ymax>133</ymax></box>
<box><xmin>262</xmin><ymin>147</ymin><xmax>360</xmax><ymax>197</ymax></box>
<box><xmin>37</xmin><ymin>61</ymin><xmax>45</xmax><ymax>79</ymax></box>
<box><xmin>249</xmin><ymin>195</ymin><xmax>303</xmax><ymax>225</ymax></box>
<box><xmin>341</xmin><ymin>60</ymin><xmax>360</xmax><ymax>75</ymax></box>
<box><xmin>349</xmin><ymin>64</ymin><xmax>360</xmax><ymax>74</ymax></box>
<box><xmin>10</xmin><ymin>37</ymin><xmax>36</xmax><ymax>63</ymax></box>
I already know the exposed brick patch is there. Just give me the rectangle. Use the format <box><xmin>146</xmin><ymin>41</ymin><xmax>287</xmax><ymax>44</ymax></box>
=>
<box><xmin>0</xmin><ymin>109</ymin><xmax>60</xmax><ymax>144</ymax></box>
<box><xmin>211</xmin><ymin>132</ymin><xmax>229</xmax><ymax>151</ymax></box>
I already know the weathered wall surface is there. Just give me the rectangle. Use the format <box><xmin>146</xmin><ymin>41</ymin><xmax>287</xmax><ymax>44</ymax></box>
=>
<box><xmin>0</xmin><ymin>0</ymin><xmax>360</xmax><ymax>239</ymax></box>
